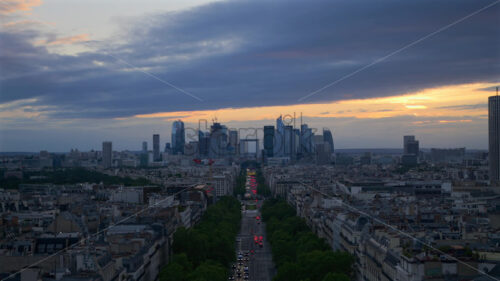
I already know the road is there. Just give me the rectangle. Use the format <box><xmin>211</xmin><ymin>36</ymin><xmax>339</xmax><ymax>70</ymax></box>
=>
<box><xmin>233</xmin><ymin>204</ymin><xmax>276</xmax><ymax>281</ymax></box>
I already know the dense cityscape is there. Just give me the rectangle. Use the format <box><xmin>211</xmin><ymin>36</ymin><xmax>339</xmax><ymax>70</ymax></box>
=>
<box><xmin>0</xmin><ymin>102</ymin><xmax>499</xmax><ymax>281</ymax></box>
<box><xmin>1</xmin><ymin>0</ymin><xmax>499</xmax><ymax>281</ymax></box>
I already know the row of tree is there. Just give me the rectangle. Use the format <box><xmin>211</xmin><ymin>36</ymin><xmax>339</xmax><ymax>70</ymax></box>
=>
<box><xmin>262</xmin><ymin>199</ymin><xmax>354</xmax><ymax>281</ymax></box>
<box><xmin>159</xmin><ymin>196</ymin><xmax>242</xmax><ymax>281</ymax></box>
<box><xmin>233</xmin><ymin>169</ymin><xmax>247</xmax><ymax>196</ymax></box>
<box><xmin>256</xmin><ymin>168</ymin><xmax>271</xmax><ymax>197</ymax></box>
<box><xmin>0</xmin><ymin>167</ymin><xmax>153</xmax><ymax>189</ymax></box>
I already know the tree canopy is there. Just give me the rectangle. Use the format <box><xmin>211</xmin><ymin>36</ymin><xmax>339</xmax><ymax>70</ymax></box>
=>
<box><xmin>262</xmin><ymin>199</ymin><xmax>354</xmax><ymax>281</ymax></box>
<box><xmin>160</xmin><ymin>196</ymin><xmax>241</xmax><ymax>281</ymax></box>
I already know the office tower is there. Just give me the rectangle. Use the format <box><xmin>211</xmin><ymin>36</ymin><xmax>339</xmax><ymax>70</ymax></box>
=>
<box><xmin>229</xmin><ymin>129</ymin><xmax>238</xmax><ymax>154</ymax></box>
<box><xmin>403</xmin><ymin>136</ymin><xmax>415</xmax><ymax>154</ymax></box>
<box><xmin>102</xmin><ymin>141</ymin><xmax>112</xmax><ymax>168</ymax></box>
<box><xmin>264</xmin><ymin>126</ymin><xmax>275</xmax><ymax>158</ymax></box>
<box><xmin>274</xmin><ymin>116</ymin><xmax>285</xmax><ymax>157</ymax></box>
<box><xmin>209</xmin><ymin>122</ymin><xmax>228</xmax><ymax>158</ymax></box>
<box><xmin>407</xmin><ymin>140</ymin><xmax>419</xmax><ymax>155</ymax></box>
<box><xmin>489</xmin><ymin>95</ymin><xmax>500</xmax><ymax>183</ymax></box>
<box><xmin>293</xmin><ymin>129</ymin><xmax>300</xmax><ymax>156</ymax></box>
<box><xmin>284</xmin><ymin>125</ymin><xmax>293</xmax><ymax>157</ymax></box>
<box><xmin>313</xmin><ymin>135</ymin><xmax>323</xmax><ymax>152</ymax></box>
<box><xmin>172</xmin><ymin>120</ymin><xmax>185</xmax><ymax>155</ymax></box>
<box><xmin>323</xmin><ymin>129</ymin><xmax>334</xmax><ymax>153</ymax></box>
<box><xmin>198</xmin><ymin>131</ymin><xmax>210</xmax><ymax>157</ymax></box>
<box><xmin>402</xmin><ymin>135</ymin><xmax>419</xmax><ymax>166</ymax></box>
<box><xmin>142</xmin><ymin>141</ymin><xmax>147</xmax><ymax>153</ymax></box>
<box><xmin>164</xmin><ymin>143</ymin><xmax>171</xmax><ymax>153</ymax></box>
<box><xmin>403</xmin><ymin>135</ymin><xmax>419</xmax><ymax>155</ymax></box>
<box><xmin>315</xmin><ymin>142</ymin><xmax>331</xmax><ymax>165</ymax></box>
<box><xmin>153</xmin><ymin>134</ymin><xmax>160</xmax><ymax>161</ymax></box>
<box><xmin>301</xmin><ymin>124</ymin><xmax>313</xmax><ymax>155</ymax></box>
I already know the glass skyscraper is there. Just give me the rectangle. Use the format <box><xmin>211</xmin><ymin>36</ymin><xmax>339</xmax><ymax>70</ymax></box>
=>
<box><xmin>264</xmin><ymin>125</ymin><xmax>274</xmax><ymax>158</ymax></box>
<box><xmin>323</xmin><ymin>129</ymin><xmax>334</xmax><ymax>153</ymax></box>
<box><xmin>172</xmin><ymin>120</ymin><xmax>185</xmax><ymax>155</ymax></box>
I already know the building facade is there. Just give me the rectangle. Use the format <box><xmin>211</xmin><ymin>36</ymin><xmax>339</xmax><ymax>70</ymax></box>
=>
<box><xmin>489</xmin><ymin>95</ymin><xmax>500</xmax><ymax>183</ymax></box>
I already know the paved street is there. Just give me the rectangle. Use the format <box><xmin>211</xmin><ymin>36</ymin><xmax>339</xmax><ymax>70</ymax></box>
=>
<box><xmin>233</xmin><ymin>205</ymin><xmax>276</xmax><ymax>281</ymax></box>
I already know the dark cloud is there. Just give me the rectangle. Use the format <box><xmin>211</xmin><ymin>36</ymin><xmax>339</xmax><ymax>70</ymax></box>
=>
<box><xmin>0</xmin><ymin>0</ymin><xmax>499</xmax><ymax>119</ymax></box>
<box><xmin>437</xmin><ymin>103</ymin><xmax>487</xmax><ymax>110</ymax></box>
<box><xmin>478</xmin><ymin>86</ymin><xmax>499</xmax><ymax>91</ymax></box>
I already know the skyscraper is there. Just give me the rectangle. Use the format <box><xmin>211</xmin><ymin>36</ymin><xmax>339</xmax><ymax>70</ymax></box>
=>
<box><xmin>402</xmin><ymin>135</ymin><xmax>419</xmax><ymax>166</ymax></box>
<box><xmin>323</xmin><ymin>129</ymin><xmax>334</xmax><ymax>153</ymax></box>
<box><xmin>274</xmin><ymin>116</ymin><xmax>285</xmax><ymax>157</ymax></box>
<box><xmin>209</xmin><ymin>122</ymin><xmax>228</xmax><ymax>158</ymax></box>
<box><xmin>172</xmin><ymin>120</ymin><xmax>185</xmax><ymax>155</ymax></box>
<box><xmin>102</xmin><ymin>141</ymin><xmax>112</xmax><ymax>168</ymax></box>
<box><xmin>403</xmin><ymin>135</ymin><xmax>419</xmax><ymax>155</ymax></box>
<box><xmin>198</xmin><ymin>131</ymin><xmax>210</xmax><ymax>157</ymax></box>
<box><xmin>264</xmin><ymin>126</ymin><xmax>274</xmax><ymax>158</ymax></box>
<box><xmin>153</xmin><ymin>134</ymin><xmax>160</xmax><ymax>161</ymax></box>
<box><xmin>142</xmin><ymin>141</ymin><xmax>148</xmax><ymax>153</ymax></box>
<box><xmin>489</xmin><ymin>95</ymin><xmax>500</xmax><ymax>183</ymax></box>
<box><xmin>293</xmin><ymin>128</ymin><xmax>300</xmax><ymax>156</ymax></box>
<box><xmin>228</xmin><ymin>129</ymin><xmax>238</xmax><ymax>155</ymax></box>
<box><xmin>300</xmin><ymin>124</ymin><xmax>313</xmax><ymax>155</ymax></box>
<box><xmin>403</xmin><ymin>136</ymin><xmax>415</xmax><ymax>154</ymax></box>
<box><xmin>284</xmin><ymin>125</ymin><xmax>293</xmax><ymax>157</ymax></box>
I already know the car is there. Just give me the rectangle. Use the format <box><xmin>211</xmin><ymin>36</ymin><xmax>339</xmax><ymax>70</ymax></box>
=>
<box><xmin>244</xmin><ymin>276</ymin><xmax>249</xmax><ymax>280</ymax></box>
<box><xmin>244</xmin><ymin>266</ymin><xmax>249</xmax><ymax>272</ymax></box>
<box><xmin>228</xmin><ymin>276</ymin><xmax>235</xmax><ymax>280</ymax></box>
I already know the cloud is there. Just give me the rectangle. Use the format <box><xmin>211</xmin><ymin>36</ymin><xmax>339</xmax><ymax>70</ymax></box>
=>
<box><xmin>2</xmin><ymin>19</ymin><xmax>49</xmax><ymax>28</ymax></box>
<box><xmin>0</xmin><ymin>0</ymin><xmax>498</xmax><ymax>121</ymax></box>
<box><xmin>478</xmin><ymin>86</ymin><xmax>499</xmax><ymax>92</ymax></box>
<box><xmin>437</xmin><ymin>103</ymin><xmax>487</xmax><ymax>110</ymax></box>
<box><xmin>438</xmin><ymin>119</ymin><xmax>472</xmax><ymax>123</ymax></box>
<box><xmin>0</xmin><ymin>0</ymin><xmax>42</xmax><ymax>14</ymax></box>
<box><xmin>405</xmin><ymin>105</ymin><xmax>427</xmax><ymax>109</ymax></box>
<box><xmin>36</xmin><ymin>33</ymin><xmax>90</xmax><ymax>46</ymax></box>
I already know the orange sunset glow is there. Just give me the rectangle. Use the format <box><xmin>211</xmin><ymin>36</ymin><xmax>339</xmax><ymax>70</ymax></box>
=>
<box><xmin>133</xmin><ymin>82</ymin><xmax>494</xmax><ymax>123</ymax></box>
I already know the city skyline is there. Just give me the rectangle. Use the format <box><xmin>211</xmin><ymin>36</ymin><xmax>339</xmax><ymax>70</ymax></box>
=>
<box><xmin>0</xmin><ymin>1</ymin><xmax>499</xmax><ymax>280</ymax></box>
<box><xmin>0</xmin><ymin>112</ymin><xmax>493</xmax><ymax>153</ymax></box>
<box><xmin>1</xmin><ymin>0</ymin><xmax>499</xmax><ymax>151</ymax></box>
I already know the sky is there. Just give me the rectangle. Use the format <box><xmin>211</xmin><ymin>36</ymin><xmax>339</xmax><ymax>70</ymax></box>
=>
<box><xmin>0</xmin><ymin>0</ymin><xmax>499</xmax><ymax>152</ymax></box>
